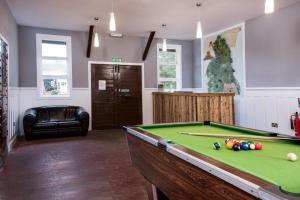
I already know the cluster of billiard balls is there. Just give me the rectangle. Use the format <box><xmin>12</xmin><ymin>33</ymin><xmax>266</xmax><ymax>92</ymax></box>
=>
<box><xmin>213</xmin><ymin>139</ymin><xmax>262</xmax><ymax>151</ymax></box>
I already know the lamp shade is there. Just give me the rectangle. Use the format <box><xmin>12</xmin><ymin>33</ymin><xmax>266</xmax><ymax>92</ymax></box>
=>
<box><xmin>162</xmin><ymin>39</ymin><xmax>167</xmax><ymax>52</ymax></box>
<box><xmin>109</xmin><ymin>12</ymin><xmax>116</xmax><ymax>31</ymax></box>
<box><xmin>196</xmin><ymin>21</ymin><xmax>203</xmax><ymax>39</ymax></box>
<box><xmin>94</xmin><ymin>32</ymin><xmax>100</xmax><ymax>47</ymax></box>
<box><xmin>265</xmin><ymin>0</ymin><xmax>274</xmax><ymax>14</ymax></box>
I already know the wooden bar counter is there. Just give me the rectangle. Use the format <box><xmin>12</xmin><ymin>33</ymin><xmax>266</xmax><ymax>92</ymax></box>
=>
<box><xmin>153</xmin><ymin>92</ymin><xmax>235</xmax><ymax>125</ymax></box>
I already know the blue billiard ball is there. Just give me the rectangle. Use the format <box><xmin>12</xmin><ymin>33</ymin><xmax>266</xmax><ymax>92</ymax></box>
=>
<box><xmin>241</xmin><ymin>143</ymin><xmax>249</xmax><ymax>150</ymax></box>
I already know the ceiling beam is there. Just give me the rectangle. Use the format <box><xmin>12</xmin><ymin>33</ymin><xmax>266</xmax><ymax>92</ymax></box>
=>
<box><xmin>142</xmin><ymin>31</ymin><xmax>156</xmax><ymax>61</ymax></box>
<box><xmin>86</xmin><ymin>25</ymin><xmax>94</xmax><ymax>58</ymax></box>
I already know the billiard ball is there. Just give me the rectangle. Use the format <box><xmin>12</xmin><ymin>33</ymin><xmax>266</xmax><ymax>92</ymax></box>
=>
<box><xmin>234</xmin><ymin>141</ymin><xmax>241</xmax><ymax>147</ymax></box>
<box><xmin>226</xmin><ymin>141</ymin><xmax>234</xmax><ymax>150</ymax></box>
<box><xmin>225</xmin><ymin>138</ymin><xmax>232</xmax><ymax>144</ymax></box>
<box><xmin>241</xmin><ymin>143</ymin><xmax>249</xmax><ymax>150</ymax></box>
<box><xmin>232</xmin><ymin>144</ymin><xmax>240</xmax><ymax>151</ymax></box>
<box><xmin>249</xmin><ymin>143</ymin><xmax>256</xmax><ymax>150</ymax></box>
<box><xmin>213</xmin><ymin>142</ymin><xmax>221</xmax><ymax>150</ymax></box>
<box><xmin>255</xmin><ymin>143</ymin><xmax>263</xmax><ymax>150</ymax></box>
<box><xmin>287</xmin><ymin>153</ymin><xmax>298</xmax><ymax>162</ymax></box>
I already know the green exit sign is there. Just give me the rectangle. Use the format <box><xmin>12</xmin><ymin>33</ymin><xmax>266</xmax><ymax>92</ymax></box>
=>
<box><xmin>112</xmin><ymin>57</ymin><xmax>123</xmax><ymax>62</ymax></box>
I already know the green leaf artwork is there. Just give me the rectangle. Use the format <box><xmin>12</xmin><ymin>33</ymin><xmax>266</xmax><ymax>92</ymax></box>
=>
<box><xmin>206</xmin><ymin>35</ymin><xmax>240</xmax><ymax>94</ymax></box>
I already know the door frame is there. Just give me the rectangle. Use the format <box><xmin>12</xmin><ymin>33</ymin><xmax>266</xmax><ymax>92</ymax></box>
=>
<box><xmin>88</xmin><ymin>61</ymin><xmax>145</xmax><ymax>130</ymax></box>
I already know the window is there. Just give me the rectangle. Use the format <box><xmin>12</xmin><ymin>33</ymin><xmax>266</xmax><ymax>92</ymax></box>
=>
<box><xmin>36</xmin><ymin>34</ymin><xmax>72</xmax><ymax>97</ymax></box>
<box><xmin>157</xmin><ymin>44</ymin><xmax>182</xmax><ymax>90</ymax></box>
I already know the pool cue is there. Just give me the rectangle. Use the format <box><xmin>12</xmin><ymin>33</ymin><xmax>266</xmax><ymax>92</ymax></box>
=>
<box><xmin>178</xmin><ymin>132</ymin><xmax>300</xmax><ymax>141</ymax></box>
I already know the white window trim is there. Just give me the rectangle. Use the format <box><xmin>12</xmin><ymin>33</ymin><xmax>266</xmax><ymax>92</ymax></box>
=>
<box><xmin>157</xmin><ymin>43</ymin><xmax>182</xmax><ymax>90</ymax></box>
<box><xmin>36</xmin><ymin>34</ymin><xmax>72</xmax><ymax>99</ymax></box>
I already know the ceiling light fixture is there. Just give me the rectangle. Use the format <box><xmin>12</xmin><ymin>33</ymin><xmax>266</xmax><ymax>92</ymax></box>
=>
<box><xmin>265</xmin><ymin>0</ymin><xmax>274</xmax><ymax>14</ymax></box>
<box><xmin>196</xmin><ymin>21</ymin><xmax>202</xmax><ymax>39</ymax></box>
<box><xmin>162</xmin><ymin>39</ymin><xmax>167</xmax><ymax>52</ymax></box>
<box><xmin>196</xmin><ymin>3</ymin><xmax>203</xmax><ymax>39</ymax></box>
<box><xmin>162</xmin><ymin>24</ymin><xmax>167</xmax><ymax>52</ymax></box>
<box><xmin>94</xmin><ymin>17</ymin><xmax>100</xmax><ymax>48</ymax></box>
<box><xmin>109</xmin><ymin>0</ymin><xmax>117</xmax><ymax>31</ymax></box>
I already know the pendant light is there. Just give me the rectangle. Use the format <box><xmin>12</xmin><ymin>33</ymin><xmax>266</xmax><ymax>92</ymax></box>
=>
<box><xmin>94</xmin><ymin>17</ymin><xmax>100</xmax><ymax>48</ymax></box>
<box><xmin>162</xmin><ymin>24</ymin><xmax>167</xmax><ymax>52</ymax></box>
<box><xmin>109</xmin><ymin>0</ymin><xmax>116</xmax><ymax>31</ymax></box>
<box><xmin>265</xmin><ymin>0</ymin><xmax>274</xmax><ymax>14</ymax></box>
<box><xmin>196</xmin><ymin>21</ymin><xmax>202</xmax><ymax>39</ymax></box>
<box><xmin>94</xmin><ymin>33</ymin><xmax>100</xmax><ymax>47</ymax></box>
<box><xmin>196</xmin><ymin>3</ymin><xmax>203</xmax><ymax>39</ymax></box>
<box><xmin>162</xmin><ymin>39</ymin><xmax>167</xmax><ymax>52</ymax></box>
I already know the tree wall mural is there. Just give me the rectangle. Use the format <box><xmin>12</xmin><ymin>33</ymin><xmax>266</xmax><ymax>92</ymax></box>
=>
<box><xmin>203</xmin><ymin>24</ymin><xmax>244</xmax><ymax>95</ymax></box>
<box><xmin>206</xmin><ymin>35</ymin><xmax>240</xmax><ymax>94</ymax></box>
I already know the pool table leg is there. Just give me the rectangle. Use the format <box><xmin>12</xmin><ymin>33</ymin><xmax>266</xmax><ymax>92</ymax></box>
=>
<box><xmin>144</xmin><ymin>178</ymin><xmax>169</xmax><ymax>200</ymax></box>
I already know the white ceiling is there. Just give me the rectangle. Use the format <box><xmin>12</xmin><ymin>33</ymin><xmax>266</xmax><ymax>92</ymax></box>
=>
<box><xmin>6</xmin><ymin>0</ymin><xmax>300</xmax><ymax>40</ymax></box>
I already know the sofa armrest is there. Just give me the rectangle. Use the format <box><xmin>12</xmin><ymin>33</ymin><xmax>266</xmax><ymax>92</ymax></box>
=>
<box><xmin>23</xmin><ymin>108</ymin><xmax>37</xmax><ymax>139</ymax></box>
<box><xmin>76</xmin><ymin>107</ymin><xmax>89</xmax><ymax>132</ymax></box>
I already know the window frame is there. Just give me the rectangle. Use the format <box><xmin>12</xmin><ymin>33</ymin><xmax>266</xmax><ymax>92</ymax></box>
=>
<box><xmin>157</xmin><ymin>43</ymin><xmax>182</xmax><ymax>90</ymax></box>
<box><xmin>36</xmin><ymin>33</ymin><xmax>72</xmax><ymax>98</ymax></box>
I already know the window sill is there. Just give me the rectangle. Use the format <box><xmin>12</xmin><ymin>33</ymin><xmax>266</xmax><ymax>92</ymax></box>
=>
<box><xmin>38</xmin><ymin>96</ymin><xmax>72</xmax><ymax>100</ymax></box>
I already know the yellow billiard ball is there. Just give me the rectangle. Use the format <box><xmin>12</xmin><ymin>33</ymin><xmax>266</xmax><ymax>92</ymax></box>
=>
<box><xmin>226</xmin><ymin>141</ymin><xmax>234</xmax><ymax>150</ymax></box>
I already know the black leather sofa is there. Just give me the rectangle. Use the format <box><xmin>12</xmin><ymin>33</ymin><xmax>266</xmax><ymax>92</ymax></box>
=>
<box><xmin>23</xmin><ymin>106</ymin><xmax>89</xmax><ymax>140</ymax></box>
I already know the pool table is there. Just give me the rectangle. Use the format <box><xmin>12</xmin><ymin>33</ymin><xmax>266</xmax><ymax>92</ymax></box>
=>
<box><xmin>125</xmin><ymin>121</ymin><xmax>300</xmax><ymax>200</ymax></box>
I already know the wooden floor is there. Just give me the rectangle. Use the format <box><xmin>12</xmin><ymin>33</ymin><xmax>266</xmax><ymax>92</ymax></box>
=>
<box><xmin>0</xmin><ymin>130</ymin><xmax>148</xmax><ymax>200</ymax></box>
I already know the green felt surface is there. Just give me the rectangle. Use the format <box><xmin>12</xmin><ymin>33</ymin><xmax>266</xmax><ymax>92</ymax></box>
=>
<box><xmin>138</xmin><ymin>123</ymin><xmax>300</xmax><ymax>194</ymax></box>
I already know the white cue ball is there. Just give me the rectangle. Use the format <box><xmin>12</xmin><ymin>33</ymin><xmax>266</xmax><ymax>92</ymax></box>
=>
<box><xmin>287</xmin><ymin>153</ymin><xmax>298</xmax><ymax>162</ymax></box>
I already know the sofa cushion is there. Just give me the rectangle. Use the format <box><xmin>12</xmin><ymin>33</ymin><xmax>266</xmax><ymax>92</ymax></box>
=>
<box><xmin>34</xmin><ymin>122</ymin><xmax>58</xmax><ymax>130</ymax></box>
<box><xmin>37</xmin><ymin>109</ymin><xmax>49</xmax><ymax>122</ymax></box>
<box><xmin>57</xmin><ymin>121</ymin><xmax>81</xmax><ymax>128</ymax></box>
<box><xmin>49</xmin><ymin>108</ymin><xmax>65</xmax><ymax>122</ymax></box>
<box><xmin>65</xmin><ymin>107</ymin><xmax>77</xmax><ymax>121</ymax></box>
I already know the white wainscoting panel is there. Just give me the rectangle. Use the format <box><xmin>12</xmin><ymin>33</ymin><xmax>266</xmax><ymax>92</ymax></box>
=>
<box><xmin>8</xmin><ymin>87</ymin><xmax>19</xmax><ymax>151</ymax></box>
<box><xmin>235</xmin><ymin>89</ymin><xmax>300</xmax><ymax>136</ymax></box>
<box><xmin>18</xmin><ymin>87</ymin><xmax>90</xmax><ymax>135</ymax></box>
<box><xmin>142</xmin><ymin>88</ymin><xmax>158</xmax><ymax>124</ymax></box>
<box><xmin>18</xmin><ymin>87</ymin><xmax>158</xmax><ymax>135</ymax></box>
<box><xmin>16</xmin><ymin>87</ymin><xmax>300</xmax><ymax>137</ymax></box>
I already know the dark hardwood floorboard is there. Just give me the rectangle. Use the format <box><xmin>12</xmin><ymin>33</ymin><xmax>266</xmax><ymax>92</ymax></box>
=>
<box><xmin>0</xmin><ymin>130</ymin><xmax>148</xmax><ymax>200</ymax></box>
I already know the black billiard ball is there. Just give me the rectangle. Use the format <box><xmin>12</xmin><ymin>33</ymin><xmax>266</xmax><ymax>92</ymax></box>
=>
<box><xmin>213</xmin><ymin>142</ymin><xmax>221</xmax><ymax>150</ymax></box>
<box><xmin>232</xmin><ymin>144</ymin><xmax>240</xmax><ymax>151</ymax></box>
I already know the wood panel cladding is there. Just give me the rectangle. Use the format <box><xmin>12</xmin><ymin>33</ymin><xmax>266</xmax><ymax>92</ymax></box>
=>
<box><xmin>0</xmin><ymin>37</ymin><xmax>8</xmax><ymax>169</ymax></box>
<box><xmin>153</xmin><ymin>92</ymin><xmax>234</xmax><ymax>125</ymax></box>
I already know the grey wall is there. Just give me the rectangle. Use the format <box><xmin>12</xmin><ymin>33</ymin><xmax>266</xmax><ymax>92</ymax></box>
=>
<box><xmin>18</xmin><ymin>26</ymin><xmax>89</xmax><ymax>87</ymax></box>
<box><xmin>245</xmin><ymin>2</ymin><xmax>300</xmax><ymax>87</ymax></box>
<box><xmin>192</xmin><ymin>39</ymin><xmax>202</xmax><ymax>88</ymax></box>
<box><xmin>143</xmin><ymin>38</ymin><xmax>194</xmax><ymax>88</ymax></box>
<box><xmin>0</xmin><ymin>0</ymin><xmax>19</xmax><ymax>87</ymax></box>
<box><xmin>18</xmin><ymin>25</ymin><xmax>195</xmax><ymax>88</ymax></box>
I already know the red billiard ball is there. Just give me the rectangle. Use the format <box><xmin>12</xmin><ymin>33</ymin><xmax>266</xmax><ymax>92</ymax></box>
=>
<box><xmin>255</xmin><ymin>143</ymin><xmax>263</xmax><ymax>150</ymax></box>
<box><xmin>234</xmin><ymin>141</ymin><xmax>241</xmax><ymax>147</ymax></box>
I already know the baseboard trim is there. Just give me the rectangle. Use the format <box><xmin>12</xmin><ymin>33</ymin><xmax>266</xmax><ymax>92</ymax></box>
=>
<box><xmin>8</xmin><ymin>134</ymin><xmax>17</xmax><ymax>152</ymax></box>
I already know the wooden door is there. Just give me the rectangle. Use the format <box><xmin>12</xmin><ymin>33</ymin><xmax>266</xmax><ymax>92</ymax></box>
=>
<box><xmin>91</xmin><ymin>64</ymin><xmax>116</xmax><ymax>129</ymax></box>
<box><xmin>115</xmin><ymin>65</ymin><xmax>142</xmax><ymax>127</ymax></box>
<box><xmin>91</xmin><ymin>64</ymin><xmax>142</xmax><ymax>129</ymax></box>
